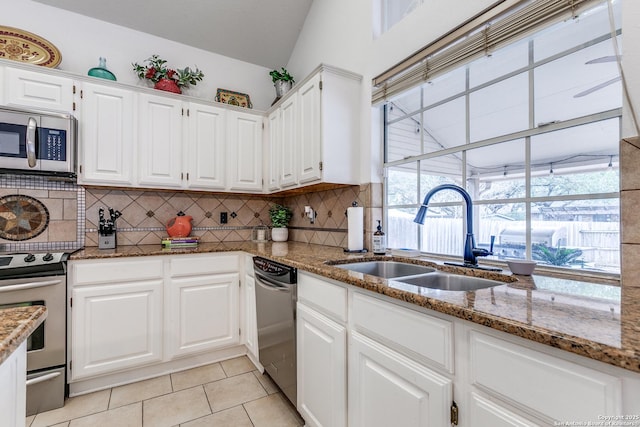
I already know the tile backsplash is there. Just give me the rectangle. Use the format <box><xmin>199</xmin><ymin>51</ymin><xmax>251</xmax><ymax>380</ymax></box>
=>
<box><xmin>0</xmin><ymin>174</ymin><xmax>84</xmax><ymax>252</ymax></box>
<box><xmin>0</xmin><ymin>175</ymin><xmax>381</xmax><ymax>251</ymax></box>
<box><xmin>85</xmin><ymin>184</ymin><xmax>381</xmax><ymax>250</ymax></box>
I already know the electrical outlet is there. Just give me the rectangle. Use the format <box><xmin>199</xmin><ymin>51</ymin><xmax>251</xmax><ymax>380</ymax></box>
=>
<box><xmin>220</xmin><ymin>212</ymin><xmax>228</xmax><ymax>224</ymax></box>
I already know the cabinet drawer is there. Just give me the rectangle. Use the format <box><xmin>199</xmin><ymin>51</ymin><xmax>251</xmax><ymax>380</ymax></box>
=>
<box><xmin>469</xmin><ymin>331</ymin><xmax>621</xmax><ymax>422</ymax></box>
<box><xmin>352</xmin><ymin>292</ymin><xmax>453</xmax><ymax>373</ymax></box>
<box><xmin>71</xmin><ymin>258</ymin><xmax>163</xmax><ymax>285</ymax></box>
<box><xmin>170</xmin><ymin>253</ymin><xmax>240</xmax><ymax>276</ymax></box>
<box><xmin>298</xmin><ymin>272</ymin><xmax>347</xmax><ymax>323</ymax></box>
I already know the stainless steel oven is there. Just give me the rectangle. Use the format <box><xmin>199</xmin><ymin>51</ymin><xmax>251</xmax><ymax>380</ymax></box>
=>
<box><xmin>0</xmin><ymin>252</ymin><xmax>69</xmax><ymax>416</ymax></box>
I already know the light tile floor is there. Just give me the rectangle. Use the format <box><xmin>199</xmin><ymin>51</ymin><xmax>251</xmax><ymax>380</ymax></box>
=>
<box><xmin>25</xmin><ymin>356</ymin><xmax>304</xmax><ymax>427</ymax></box>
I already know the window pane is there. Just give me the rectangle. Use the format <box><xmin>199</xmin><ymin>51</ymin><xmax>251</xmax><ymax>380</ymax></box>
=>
<box><xmin>420</xmin><ymin>205</ymin><xmax>464</xmax><ymax>256</ymax></box>
<box><xmin>387</xmin><ymin>208</ymin><xmax>419</xmax><ymax>250</ymax></box>
<box><xmin>469</xmin><ymin>73</ymin><xmax>529</xmax><ymax>142</ymax></box>
<box><xmin>534</xmin><ymin>39</ymin><xmax>622</xmax><ymax>124</ymax></box>
<box><xmin>386</xmin><ymin>113</ymin><xmax>421</xmax><ymax>162</ymax></box>
<box><xmin>388</xmin><ymin>86</ymin><xmax>422</xmax><ymax>117</ymax></box>
<box><xmin>530</xmin><ymin>119</ymin><xmax>619</xmax><ymax>197</ymax></box>
<box><xmin>387</xmin><ymin>165</ymin><xmax>418</xmax><ymax>206</ymax></box>
<box><xmin>531</xmin><ymin>199</ymin><xmax>619</xmax><ymax>273</ymax></box>
<box><xmin>382</xmin><ymin>0</ymin><xmax>421</xmax><ymax>32</ymax></box>
<box><xmin>419</xmin><ymin>155</ymin><xmax>463</xmax><ymax>203</ymax></box>
<box><xmin>479</xmin><ymin>202</ymin><xmax>526</xmax><ymax>260</ymax></box>
<box><xmin>466</xmin><ymin>139</ymin><xmax>526</xmax><ymax>200</ymax></box>
<box><xmin>469</xmin><ymin>37</ymin><xmax>529</xmax><ymax>88</ymax></box>
<box><xmin>423</xmin><ymin>67</ymin><xmax>466</xmax><ymax>105</ymax></box>
<box><xmin>534</xmin><ymin>1</ymin><xmax>620</xmax><ymax>62</ymax></box>
<box><xmin>423</xmin><ymin>97</ymin><xmax>466</xmax><ymax>151</ymax></box>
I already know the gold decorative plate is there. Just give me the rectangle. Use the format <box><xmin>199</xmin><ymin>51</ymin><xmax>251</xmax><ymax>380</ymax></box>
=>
<box><xmin>0</xmin><ymin>195</ymin><xmax>50</xmax><ymax>241</ymax></box>
<box><xmin>0</xmin><ymin>26</ymin><xmax>62</xmax><ymax>67</ymax></box>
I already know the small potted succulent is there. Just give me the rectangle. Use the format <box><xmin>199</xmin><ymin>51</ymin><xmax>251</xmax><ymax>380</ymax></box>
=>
<box><xmin>269</xmin><ymin>67</ymin><xmax>295</xmax><ymax>98</ymax></box>
<box><xmin>133</xmin><ymin>54</ymin><xmax>204</xmax><ymax>94</ymax></box>
<box><xmin>269</xmin><ymin>203</ymin><xmax>293</xmax><ymax>242</ymax></box>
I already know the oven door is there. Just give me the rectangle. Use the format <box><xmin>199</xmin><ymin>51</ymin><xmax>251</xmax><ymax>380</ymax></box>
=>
<box><xmin>0</xmin><ymin>275</ymin><xmax>66</xmax><ymax>370</ymax></box>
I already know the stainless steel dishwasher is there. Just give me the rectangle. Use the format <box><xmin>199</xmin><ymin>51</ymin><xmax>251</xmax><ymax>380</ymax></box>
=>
<box><xmin>253</xmin><ymin>256</ymin><xmax>297</xmax><ymax>406</ymax></box>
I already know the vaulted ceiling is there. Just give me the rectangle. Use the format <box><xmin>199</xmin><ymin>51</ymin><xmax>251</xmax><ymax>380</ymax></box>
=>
<box><xmin>32</xmin><ymin>0</ymin><xmax>314</xmax><ymax>69</ymax></box>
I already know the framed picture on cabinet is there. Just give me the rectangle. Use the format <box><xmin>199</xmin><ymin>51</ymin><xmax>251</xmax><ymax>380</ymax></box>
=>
<box><xmin>215</xmin><ymin>88</ymin><xmax>252</xmax><ymax>109</ymax></box>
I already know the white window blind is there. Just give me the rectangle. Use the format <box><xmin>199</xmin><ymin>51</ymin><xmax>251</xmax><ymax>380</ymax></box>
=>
<box><xmin>372</xmin><ymin>0</ymin><xmax>604</xmax><ymax>104</ymax></box>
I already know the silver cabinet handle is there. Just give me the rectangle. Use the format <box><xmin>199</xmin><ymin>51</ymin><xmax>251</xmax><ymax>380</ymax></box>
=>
<box><xmin>26</xmin><ymin>371</ymin><xmax>61</xmax><ymax>387</ymax></box>
<box><xmin>26</xmin><ymin>117</ymin><xmax>37</xmax><ymax>168</ymax></box>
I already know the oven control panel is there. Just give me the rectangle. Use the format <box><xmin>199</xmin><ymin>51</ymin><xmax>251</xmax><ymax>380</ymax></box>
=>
<box><xmin>0</xmin><ymin>252</ymin><xmax>68</xmax><ymax>278</ymax></box>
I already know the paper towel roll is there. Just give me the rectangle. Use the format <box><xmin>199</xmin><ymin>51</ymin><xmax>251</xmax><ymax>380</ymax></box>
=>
<box><xmin>347</xmin><ymin>206</ymin><xmax>364</xmax><ymax>251</ymax></box>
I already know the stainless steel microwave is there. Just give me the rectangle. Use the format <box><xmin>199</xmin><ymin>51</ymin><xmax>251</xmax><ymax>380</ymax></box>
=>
<box><xmin>0</xmin><ymin>106</ymin><xmax>77</xmax><ymax>178</ymax></box>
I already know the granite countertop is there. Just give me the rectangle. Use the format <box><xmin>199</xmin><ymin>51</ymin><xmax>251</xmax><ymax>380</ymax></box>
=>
<box><xmin>0</xmin><ymin>306</ymin><xmax>47</xmax><ymax>365</ymax></box>
<box><xmin>71</xmin><ymin>241</ymin><xmax>640</xmax><ymax>374</ymax></box>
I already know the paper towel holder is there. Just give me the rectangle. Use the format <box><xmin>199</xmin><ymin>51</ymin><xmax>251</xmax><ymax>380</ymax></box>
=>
<box><xmin>344</xmin><ymin>201</ymin><xmax>368</xmax><ymax>253</ymax></box>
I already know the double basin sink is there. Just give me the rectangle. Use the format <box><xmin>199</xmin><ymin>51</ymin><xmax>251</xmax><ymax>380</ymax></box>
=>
<box><xmin>331</xmin><ymin>260</ymin><xmax>504</xmax><ymax>291</ymax></box>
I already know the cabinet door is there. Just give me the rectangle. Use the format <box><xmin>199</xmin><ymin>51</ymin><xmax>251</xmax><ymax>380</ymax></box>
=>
<box><xmin>227</xmin><ymin>110</ymin><xmax>263</xmax><ymax>191</ymax></box>
<box><xmin>79</xmin><ymin>82</ymin><xmax>135</xmax><ymax>186</ymax></box>
<box><xmin>71</xmin><ymin>280</ymin><xmax>163</xmax><ymax>380</ymax></box>
<box><xmin>166</xmin><ymin>273</ymin><xmax>239</xmax><ymax>359</ymax></box>
<box><xmin>297</xmin><ymin>303</ymin><xmax>347</xmax><ymax>427</ymax></box>
<box><xmin>244</xmin><ymin>274</ymin><xmax>259</xmax><ymax>360</ymax></box>
<box><xmin>5</xmin><ymin>67</ymin><xmax>74</xmax><ymax>112</ymax></box>
<box><xmin>138</xmin><ymin>93</ymin><xmax>184</xmax><ymax>188</ymax></box>
<box><xmin>349</xmin><ymin>332</ymin><xmax>452</xmax><ymax>427</ymax></box>
<box><xmin>279</xmin><ymin>95</ymin><xmax>297</xmax><ymax>188</ymax></box>
<box><xmin>186</xmin><ymin>102</ymin><xmax>226</xmax><ymax>190</ymax></box>
<box><xmin>297</xmin><ymin>73</ymin><xmax>322</xmax><ymax>184</ymax></box>
<box><xmin>266</xmin><ymin>109</ymin><xmax>280</xmax><ymax>191</ymax></box>
<box><xmin>0</xmin><ymin>342</ymin><xmax>26</xmax><ymax>427</ymax></box>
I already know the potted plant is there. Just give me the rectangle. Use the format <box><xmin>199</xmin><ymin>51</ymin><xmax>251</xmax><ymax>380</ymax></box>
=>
<box><xmin>269</xmin><ymin>67</ymin><xmax>295</xmax><ymax>98</ymax></box>
<box><xmin>133</xmin><ymin>54</ymin><xmax>204</xmax><ymax>94</ymax></box>
<box><xmin>269</xmin><ymin>203</ymin><xmax>293</xmax><ymax>242</ymax></box>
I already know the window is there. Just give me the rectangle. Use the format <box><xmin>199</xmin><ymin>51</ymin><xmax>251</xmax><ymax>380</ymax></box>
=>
<box><xmin>383</xmin><ymin>0</ymin><xmax>621</xmax><ymax>274</ymax></box>
<box><xmin>378</xmin><ymin>0</ymin><xmax>423</xmax><ymax>34</ymax></box>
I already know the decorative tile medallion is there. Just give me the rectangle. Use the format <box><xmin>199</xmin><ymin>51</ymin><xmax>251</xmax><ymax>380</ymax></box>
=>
<box><xmin>0</xmin><ymin>195</ymin><xmax>50</xmax><ymax>241</ymax></box>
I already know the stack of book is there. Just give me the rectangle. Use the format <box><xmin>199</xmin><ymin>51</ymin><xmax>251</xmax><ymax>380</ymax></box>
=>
<box><xmin>161</xmin><ymin>236</ymin><xmax>199</xmax><ymax>248</ymax></box>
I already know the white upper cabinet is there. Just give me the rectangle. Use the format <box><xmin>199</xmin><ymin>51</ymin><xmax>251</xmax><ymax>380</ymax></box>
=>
<box><xmin>297</xmin><ymin>73</ymin><xmax>322</xmax><ymax>184</ymax></box>
<box><xmin>279</xmin><ymin>94</ymin><xmax>298</xmax><ymax>188</ymax></box>
<box><xmin>79</xmin><ymin>82</ymin><xmax>136</xmax><ymax>186</ymax></box>
<box><xmin>137</xmin><ymin>93</ymin><xmax>185</xmax><ymax>188</ymax></box>
<box><xmin>266</xmin><ymin>65</ymin><xmax>362</xmax><ymax>192</ymax></box>
<box><xmin>227</xmin><ymin>110</ymin><xmax>263</xmax><ymax>192</ymax></box>
<box><xmin>266</xmin><ymin>109</ymin><xmax>280</xmax><ymax>191</ymax></box>
<box><xmin>3</xmin><ymin>67</ymin><xmax>75</xmax><ymax>113</ymax></box>
<box><xmin>186</xmin><ymin>102</ymin><xmax>227</xmax><ymax>190</ymax></box>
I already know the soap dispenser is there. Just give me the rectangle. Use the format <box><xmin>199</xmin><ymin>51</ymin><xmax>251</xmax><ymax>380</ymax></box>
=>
<box><xmin>373</xmin><ymin>220</ymin><xmax>387</xmax><ymax>255</ymax></box>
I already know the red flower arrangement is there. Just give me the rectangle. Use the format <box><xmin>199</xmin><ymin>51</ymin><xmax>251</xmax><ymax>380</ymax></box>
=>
<box><xmin>132</xmin><ymin>55</ymin><xmax>204</xmax><ymax>92</ymax></box>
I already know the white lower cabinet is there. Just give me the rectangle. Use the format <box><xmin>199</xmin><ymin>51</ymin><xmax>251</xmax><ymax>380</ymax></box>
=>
<box><xmin>70</xmin><ymin>278</ymin><xmax>164</xmax><ymax>380</ymax></box>
<box><xmin>0</xmin><ymin>341</ymin><xmax>26</xmax><ymax>427</ymax></box>
<box><xmin>468</xmin><ymin>393</ymin><xmax>540</xmax><ymax>427</ymax></box>
<box><xmin>165</xmin><ymin>272</ymin><xmax>239</xmax><ymax>359</ymax></box>
<box><xmin>243</xmin><ymin>274</ymin><xmax>259</xmax><ymax>362</ymax></box>
<box><xmin>349</xmin><ymin>332</ymin><xmax>452</xmax><ymax>427</ymax></box>
<box><xmin>68</xmin><ymin>253</ymin><xmax>242</xmax><ymax>387</ymax></box>
<box><xmin>297</xmin><ymin>303</ymin><xmax>347</xmax><ymax>427</ymax></box>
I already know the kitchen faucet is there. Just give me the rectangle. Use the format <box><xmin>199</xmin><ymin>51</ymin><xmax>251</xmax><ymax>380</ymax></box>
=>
<box><xmin>414</xmin><ymin>183</ymin><xmax>501</xmax><ymax>271</ymax></box>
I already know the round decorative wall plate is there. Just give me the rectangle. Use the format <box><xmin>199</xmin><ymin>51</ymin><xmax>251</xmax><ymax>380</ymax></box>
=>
<box><xmin>0</xmin><ymin>195</ymin><xmax>50</xmax><ymax>241</ymax></box>
<box><xmin>0</xmin><ymin>25</ymin><xmax>62</xmax><ymax>68</ymax></box>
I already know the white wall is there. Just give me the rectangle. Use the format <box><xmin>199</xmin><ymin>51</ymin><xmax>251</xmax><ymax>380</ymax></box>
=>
<box><xmin>287</xmin><ymin>0</ymin><xmax>640</xmax><ymax>182</ymax></box>
<box><xmin>3</xmin><ymin>1</ymin><xmax>275</xmax><ymax>110</ymax></box>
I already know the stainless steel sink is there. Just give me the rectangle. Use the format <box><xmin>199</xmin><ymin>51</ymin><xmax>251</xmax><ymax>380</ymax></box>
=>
<box><xmin>397</xmin><ymin>272</ymin><xmax>503</xmax><ymax>291</ymax></box>
<box><xmin>334</xmin><ymin>261</ymin><xmax>436</xmax><ymax>278</ymax></box>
